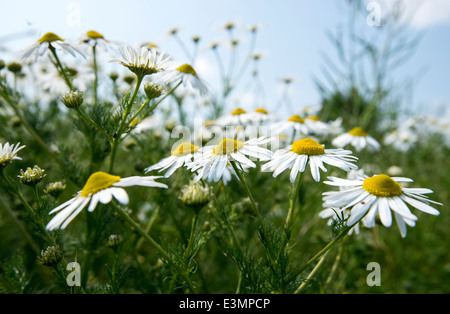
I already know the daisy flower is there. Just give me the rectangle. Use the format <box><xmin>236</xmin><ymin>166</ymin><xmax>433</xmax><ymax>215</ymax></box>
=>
<box><xmin>0</xmin><ymin>142</ymin><xmax>26</xmax><ymax>170</ymax></box>
<box><xmin>270</xmin><ymin>114</ymin><xmax>310</xmax><ymax>137</ymax></box>
<box><xmin>157</xmin><ymin>63</ymin><xmax>208</xmax><ymax>94</ymax></box>
<box><xmin>21</xmin><ymin>32</ymin><xmax>84</xmax><ymax>62</ymax></box>
<box><xmin>145</xmin><ymin>142</ymin><xmax>200</xmax><ymax>178</ymax></box>
<box><xmin>304</xmin><ymin>115</ymin><xmax>331</xmax><ymax>136</ymax></box>
<box><xmin>319</xmin><ymin>169</ymin><xmax>366</xmax><ymax>235</ymax></box>
<box><xmin>261</xmin><ymin>138</ymin><xmax>358</xmax><ymax>183</ymax></box>
<box><xmin>109</xmin><ymin>45</ymin><xmax>174</xmax><ymax>78</ymax></box>
<box><xmin>322</xmin><ymin>174</ymin><xmax>442</xmax><ymax>237</ymax></box>
<box><xmin>46</xmin><ymin>172</ymin><xmax>167</xmax><ymax>230</ymax></box>
<box><xmin>245</xmin><ymin>108</ymin><xmax>276</xmax><ymax>125</ymax></box>
<box><xmin>215</xmin><ymin>108</ymin><xmax>252</xmax><ymax>127</ymax></box>
<box><xmin>189</xmin><ymin>137</ymin><xmax>273</xmax><ymax>183</ymax></box>
<box><xmin>332</xmin><ymin>127</ymin><xmax>380</xmax><ymax>152</ymax></box>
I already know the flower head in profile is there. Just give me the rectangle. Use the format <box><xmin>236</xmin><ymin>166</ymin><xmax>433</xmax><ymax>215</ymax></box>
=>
<box><xmin>261</xmin><ymin>138</ymin><xmax>358</xmax><ymax>183</ymax></box>
<box><xmin>21</xmin><ymin>32</ymin><xmax>84</xmax><ymax>62</ymax></box>
<box><xmin>109</xmin><ymin>45</ymin><xmax>174</xmax><ymax>78</ymax></box>
<box><xmin>322</xmin><ymin>174</ymin><xmax>442</xmax><ymax>237</ymax></box>
<box><xmin>157</xmin><ymin>63</ymin><xmax>208</xmax><ymax>94</ymax></box>
<box><xmin>46</xmin><ymin>172</ymin><xmax>167</xmax><ymax>230</ymax></box>
<box><xmin>332</xmin><ymin>127</ymin><xmax>380</xmax><ymax>152</ymax></box>
<box><xmin>189</xmin><ymin>137</ymin><xmax>273</xmax><ymax>182</ymax></box>
<box><xmin>0</xmin><ymin>142</ymin><xmax>26</xmax><ymax>170</ymax></box>
<box><xmin>145</xmin><ymin>142</ymin><xmax>200</xmax><ymax>178</ymax></box>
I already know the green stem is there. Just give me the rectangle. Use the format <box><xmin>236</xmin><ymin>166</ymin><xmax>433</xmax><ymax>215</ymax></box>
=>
<box><xmin>76</xmin><ymin>108</ymin><xmax>113</xmax><ymax>144</ymax></box>
<box><xmin>229</xmin><ymin>161</ymin><xmax>268</xmax><ymax>242</ymax></box>
<box><xmin>285</xmin><ymin>172</ymin><xmax>303</xmax><ymax>232</ymax></box>
<box><xmin>1</xmin><ymin>172</ymin><xmax>57</xmax><ymax>249</ymax></box>
<box><xmin>0</xmin><ymin>92</ymin><xmax>79</xmax><ymax>187</ymax></box>
<box><xmin>294</xmin><ymin>251</ymin><xmax>329</xmax><ymax>294</ymax></box>
<box><xmin>294</xmin><ymin>226</ymin><xmax>352</xmax><ymax>278</ymax></box>
<box><xmin>184</xmin><ymin>212</ymin><xmax>199</xmax><ymax>269</ymax></box>
<box><xmin>0</xmin><ymin>197</ymin><xmax>40</xmax><ymax>254</ymax></box>
<box><xmin>108</xmin><ymin>75</ymin><xmax>143</xmax><ymax>173</ymax></box>
<box><xmin>111</xmin><ymin>202</ymin><xmax>197</xmax><ymax>293</ymax></box>
<box><xmin>325</xmin><ymin>241</ymin><xmax>345</xmax><ymax>286</ymax></box>
<box><xmin>92</xmin><ymin>44</ymin><xmax>99</xmax><ymax>106</ymax></box>
<box><xmin>128</xmin><ymin>80</ymin><xmax>181</xmax><ymax>124</ymax></box>
<box><xmin>49</xmin><ymin>45</ymin><xmax>74</xmax><ymax>91</ymax></box>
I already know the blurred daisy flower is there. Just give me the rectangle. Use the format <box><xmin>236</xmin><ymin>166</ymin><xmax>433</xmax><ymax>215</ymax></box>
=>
<box><xmin>322</xmin><ymin>174</ymin><xmax>442</xmax><ymax>237</ymax></box>
<box><xmin>246</xmin><ymin>108</ymin><xmax>276</xmax><ymax>125</ymax></box>
<box><xmin>46</xmin><ymin>172</ymin><xmax>167</xmax><ymax>230</ymax></box>
<box><xmin>157</xmin><ymin>63</ymin><xmax>208</xmax><ymax>94</ymax></box>
<box><xmin>189</xmin><ymin>137</ymin><xmax>273</xmax><ymax>182</ymax></box>
<box><xmin>261</xmin><ymin>138</ymin><xmax>358</xmax><ymax>183</ymax></box>
<box><xmin>0</xmin><ymin>142</ymin><xmax>26</xmax><ymax>170</ymax></box>
<box><xmin>270</xmin><ymin>114</ymin><xmax>310</xmax><ymax>137</ymax></box>
<box><xmin>21</xmin><ymin>32</ymin><xmax>84</xmax><ymax>62</ymax></box>
<box><xmin>332</xmin><ymin>127</ymin><xmax>380</xmax><ymax>152</ymax></box>
<box><xmin>304</xmin><ymin>115</ymin><xmax>331</xmax><ymax>136</ymax></box>
<box><xmin>109</xmin><ymin>45</ymin><xmax>174</xmax><ymax>78</ymax></box>
<box><xmin>145</xmin><ymin>142</ymin><xmax>200</xmax><ymax>178</ymax></box>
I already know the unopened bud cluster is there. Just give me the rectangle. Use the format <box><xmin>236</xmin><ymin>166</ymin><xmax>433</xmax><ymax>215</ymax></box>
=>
<box><xmin>108</xmin><ymin>234</ymin><xmax>122</xmax><ymax>250</ymax></box>
<box><xmin>144</xmin><ymin>82</ymin><xmax>165</xmax><ymax>100</ymax></box>
<box><xmin>18</xmin><ymin>165</ymin><xmax>46</xmax><ymax>186</ymax></box>
<box><xmin>44</xmin><ymin>181</ymin><xmax>66</xmax><ymax>198</ymax></box>
<box><xmin>178</xmin><ymin>181</ymin><xmax>212</xmax><ymax>213</ymax></box>
<box><xmin>60</xmin><ymin>90</ymin><xmax>84</xmax><ymax>109</ymax></box>
<box><xmin>39</xmin><ymin>245</ymin><xmax>63</xmax><ymax>267</ymax></box>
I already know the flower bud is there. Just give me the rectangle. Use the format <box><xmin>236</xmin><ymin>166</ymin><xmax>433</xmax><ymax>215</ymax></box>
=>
<box><xmin>144</xmin><ymin>82</ymin><xmax>164</xmax><ymax>100</ymax></box>
<box><xmin>44</xmin><ymin>181</ymin><xmax>66</xmax><ymax>198</ymax></box>
<box><xmin>39</xmin><ymin>245</ymin><xmax>63</xmax><ymax>267</ymax></box>
<box><xmin>18</xmin><ymin>165</ymin><xmax>46</xmax><ymax>186</ymax></box>
<box><xmin>109</xmin><ymin>71</ymin><xmax>119</xmax><ymax>82</ymax></box>
<box><xmin>6</xmin><ymin>61</ymin><xmax>22</xmax><ymax>74</ymax></box>
<box><xmin>178</xmin><ymin>181</ymin><xmax>212</xmax><ymax>213</ymax></box>
<box><xmin>108</xmin><ymin>234</ymin><xmax>122</xmax><ymax>250</ymax></box>
<box><xmin>60</xmin><ymin>90</ymin><xmax>84</xmax><ymax>110</ymax></box>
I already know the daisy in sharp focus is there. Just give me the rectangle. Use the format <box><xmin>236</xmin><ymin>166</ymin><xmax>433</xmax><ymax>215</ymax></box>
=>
<box><xmin>188</xmin><ymin>137</ymin><xmax>273</xmax><ymax>183</ymax></box>
<box><xmin>109</xmin><ymin>45</ymin><xmax>174</xmax><ymax>78</ymax></box>
<box><xmin>21</xmin><ymin>32</ymin><xmax>84</xmax><ymax>62</ymax></box>
<box><xmin>46</xmin><ymin>172</ymin><xmax>167</xmax><ymax>230</ymax></box>
<box><xmin>145</xmin><ymin>142</ymin><xmax>200</xmax><ymax>178</ymax></box>
<box><xmin>319</xmin><ymin>169</ymin><xmax>367</xmax><ymax>236</ymax></box>
<box><xmin>0</xmin><ymin>142</ymin><xmax>26</xmax><ymax>170</ymax></box>
<box><xmin>156</xmin><ymin>63</ymin><xmax>208</xmax><ymax>94</ymax></box>
<box><xmin>261</xmin><ymin>138</ymin><xmax>358</xmax><ymax>183</ymax></box>
<box><xmin>322</xmin><ymin>174</ymin><xmax>442</xmax><ymax>237</ymax></box>
<box><xmin>332</xmin><ymin>127</ymin><xmax>380</xmax><ymax>152</ymax></box>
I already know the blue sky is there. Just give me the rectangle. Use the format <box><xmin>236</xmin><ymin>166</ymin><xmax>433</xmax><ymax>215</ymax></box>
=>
<box><xmin>1</xmin><ymin>0</ymin><xmax>449</xmax><ymax>120</ymax></box>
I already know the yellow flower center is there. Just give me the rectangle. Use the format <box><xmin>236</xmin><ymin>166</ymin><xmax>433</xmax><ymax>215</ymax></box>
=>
<box><xmin>213</xmin><ymin>139</ymin><xmax>244</xmax><ymax>155</ymax></box>
<box><xmin>171</xmin><ymin>142</ymin><xmax>199</xmax><ymax>156</ymax></box>
<box><xmin>38</xmin><ymin>32</ymin><xmax>64</xmax><ymax>43</ymax></box>
<box><xmin>306</xmin><ymin>115</ymin><xmax>320</xmax><ymax>121</ymax></box>
<box><xmin>348</xmin><ymin>127</ymin><xmax>368</xmax><ymax>137</ymax></box>
<box><xmin>362</xmin><ymin>175</ymin><xmax>402</xmax><ymax>197</ymax></box>
<box><xmin>81</xmin><ymin>172</ymin><xmax>121</xmax><ymax>197</ymax></box>
<box><xmin>86</xmin><ymin>30</ymin><xmax>104</xmax><ymax>39</ymax></box>
<box><xmin>176</xmin><ymin>64</ymin><xmax>197</xmax><ymax>75</ymax></box>
<box><xmin>291</xmin><ymin>138</ymin><xmax>325</xmax><ymax>156</ymax></box>
<box><xmin>287</xmin><ymin>115</ymin><xmax>305</xmax><ymax>123</ymax></box>
<box><xmin>255</xmin><ymin>108</ymin><xmax>268</xmax><ymax>114</ymax></box>
<box><xmin>232</xmin><ymin>108</ymin><xmax>247</xmax><ymax>116</ymax></box>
